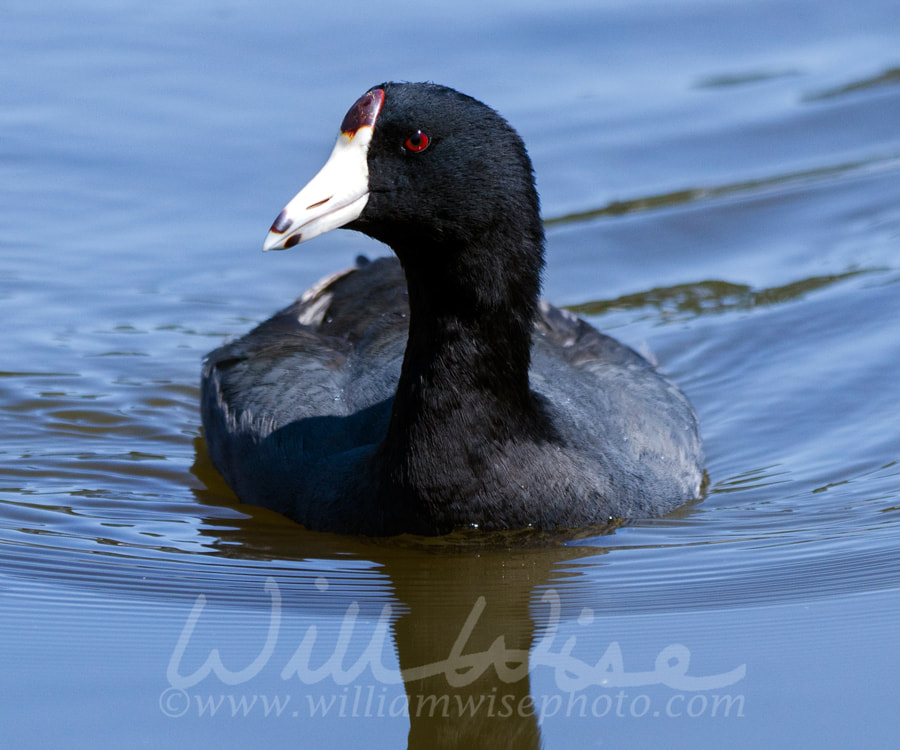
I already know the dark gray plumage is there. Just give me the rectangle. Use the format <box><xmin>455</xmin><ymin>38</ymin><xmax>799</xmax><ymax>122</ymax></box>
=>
<box><xmin>201</xmin><ymin>83</ymin><xmax>703</xmax><ymax>536</ymax></box>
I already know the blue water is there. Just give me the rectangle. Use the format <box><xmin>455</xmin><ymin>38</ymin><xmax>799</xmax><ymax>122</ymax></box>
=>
<box><xmin>2</xmin><ymin>1</ymin><xmax>900</xmax><ymax>747</ymax></box>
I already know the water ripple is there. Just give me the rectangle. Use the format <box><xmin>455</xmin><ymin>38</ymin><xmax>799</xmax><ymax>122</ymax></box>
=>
<box><xmin>805</xmin><ymin>66</ymin><xmax>900</xmax><ymax>102</ymax></box>
<box><xmin>545</xmin><ymin>151</ymin><xmax>900</xmax><ymax>227</ymax></box>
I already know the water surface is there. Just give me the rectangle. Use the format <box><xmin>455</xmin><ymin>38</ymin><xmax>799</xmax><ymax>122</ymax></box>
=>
<box><xmin>2</xmin><ymin>1</ymin><xmax>900</xmax><ymax>747</ymax></box>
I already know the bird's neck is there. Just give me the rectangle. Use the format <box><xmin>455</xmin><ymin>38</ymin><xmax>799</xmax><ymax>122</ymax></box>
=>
<box><xmin>392</xmin><ymin>225</ymin><xmax>543</xmax><ymax>426</ymax></box>
<box><xmin>397</xmin><ymin>279</ymin><xmax>534</xmax><ymax>413</ymax></box>
<box><xmin>376</xmin><ymin>227</ymin><xmax>548</xmax><ymax>530</ymax></box>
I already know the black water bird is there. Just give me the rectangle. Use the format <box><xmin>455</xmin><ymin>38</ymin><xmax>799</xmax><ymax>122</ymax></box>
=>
<box><xmin>201</xmin><ymin>82</ymin><xmax>703</xmax><ymax>535</ymax></box>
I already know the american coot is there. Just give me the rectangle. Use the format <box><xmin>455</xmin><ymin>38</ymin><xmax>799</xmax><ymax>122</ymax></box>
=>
<box><xmin>201</xmin><ymin>82</ymin><xmax>703</xmax><ymax>536</ymax></box>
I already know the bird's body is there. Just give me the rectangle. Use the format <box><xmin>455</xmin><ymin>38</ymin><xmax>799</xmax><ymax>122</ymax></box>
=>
<box><xmin>201</xmin><ymin>83</ymin><xmax>703</xmax><ymax>536</ymax></box>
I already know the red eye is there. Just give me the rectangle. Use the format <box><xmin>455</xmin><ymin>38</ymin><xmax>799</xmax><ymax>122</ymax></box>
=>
<box><xmin>403</xmin><ymin>130</ymin><xmax>430</xmax><ymax>153</ymax></box>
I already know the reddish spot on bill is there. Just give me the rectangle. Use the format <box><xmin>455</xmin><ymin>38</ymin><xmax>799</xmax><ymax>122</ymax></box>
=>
<box><xmin>340</xmin><ymin>88</ymin><xmax>385</xmax><ymax>137</ymax></box>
